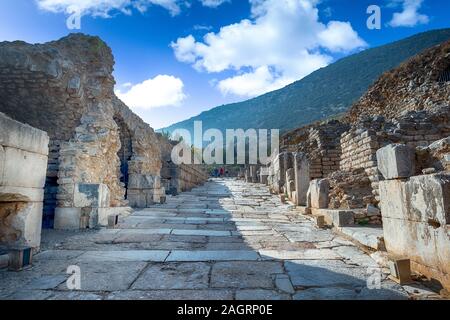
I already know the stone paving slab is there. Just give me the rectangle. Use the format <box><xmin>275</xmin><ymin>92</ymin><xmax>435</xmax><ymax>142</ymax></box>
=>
<box><xmin>211</xmin><ymin>261</ymin><xmax>283</xmax><ymax>289</ymax></box>
<box><xmin>259</xmin><ymin>249</ymin><xmax>341</xmax><ymax>261</ymax></box>
<box><xmin>34</xmin><ymin>250</ymin><xmax>85</xmax><ymax>261</ymax></box>
<box><xmin>285</xmin><ymin>260</ymin><xmax>368</xmax><ymax>288</ymax></box>
<box><xmin>132</xmin><ymin>262</ymin><xmax>210</xmax><ymax>290</ymax></box>
<box><xmin>106</xmin><ymin>290</ymin><xmax>234</xmax><ymax>300</ymax></box>
<box><xmin>117</xmin><ymin>228</ymin><xmax>172</xmax><ymax>235</ymax></box>
<box><xmin>293</xmin><ymin>286</ymin><xmax>408</xmax><ymax>300</ymax></box>
<box><xmin>76</xmin><ymin>250</ymin><xmax>170</xmax><ymax>262</ymax></box>
<box><xmin>166</xmin><ymin>250</ymin><xmax>260</xmax><ymax>262</ymax></box>
<box><xmin>171</xmin><ymin>229</ymin><xmax>232</xmax><ymax>237</ymax></box>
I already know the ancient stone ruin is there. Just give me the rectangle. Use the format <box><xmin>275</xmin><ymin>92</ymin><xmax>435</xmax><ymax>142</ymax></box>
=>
<box><xmin>0</xmin><ymin>34</ymin><xmax>207</xmax><ymax>251</ymax></box>
<box><xmin>250</xmin><ymin>40</ymin><xmax>450</xmax><ymax>291</ymax></box>
<box><xmin>0</xmin><ymin>112</ymin><xmax>48</xmax><ymax>249</ymax></box>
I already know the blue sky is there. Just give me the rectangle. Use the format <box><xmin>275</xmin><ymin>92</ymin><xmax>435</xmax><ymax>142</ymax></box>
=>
<box><xmin>0</xmin><ymin>0</ymin><xmax>449</xmax><ymax>129</ymax></box>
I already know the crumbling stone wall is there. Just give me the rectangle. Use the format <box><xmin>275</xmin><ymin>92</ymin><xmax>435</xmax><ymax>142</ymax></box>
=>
<box><xmin>0</xmin><ymin>34</ymin><xmax>164</xmax><ymax>229</ymax></box>
<box><xmin>0</xmin><ymin>112</ymin><xmax>49</xmax><ymax>249</ymax></box>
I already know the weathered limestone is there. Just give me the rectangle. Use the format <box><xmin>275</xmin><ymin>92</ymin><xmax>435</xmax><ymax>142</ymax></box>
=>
<box><xmin>293</xmin><ymin>152</ymin><xmax>310</xmax><ymax>206</ymax></box>
<box><xmin>285</xmin><ymin>168</ymin><xmax>295</xmax><ymax>200</ymax></box>
<box><xmin>309</xmin><ymin>179</ymin><xmax>330</xmax><ymax>209</ymax></box>
<box><xmin>416</xmin><ymin>137</ymin><xmax>450</xmax><ymax>173</ymax></box>
<box><xmin>379</xmin><ymin>170</ymin><xmax>450</xmax><ymax>290</ymax></box>
<box><xmin>377</xmin><ymin>144</ymin><xmax>415</xmax><ymax>179</ymax></box>
<box><xmin>0</xmin><ymin>112</ymin><xmax>49</xmax><ymax>249</ymax></box>
<box><xmin>331</xmin><ymin>211</ymin><xmax>355</xmax><ymax>227</ymax></box>
<box><xmin>0</xmin><ymin>35</ymin><xmax>167</xmax><ymax>229</ymax></box>
<box><xmin>269</xmin><ymin>153</ymin><xmax>287</xmax><ymax>193</ymax></box>
<box><xmin>310</xmin><ymin>209</ymin><xmax>355</xmax><ymax>228</ymax></box>
<box><xmin>54</xmin><ymin>183</ymin><xmax>110</xmax><ymax>230</ymax></box>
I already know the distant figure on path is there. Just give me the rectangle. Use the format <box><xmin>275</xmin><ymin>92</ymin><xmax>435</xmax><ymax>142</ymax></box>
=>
<box><xmin>220</xmin><ymin>167</ymin><xmax>225</xmax><ymax>177</ymax></box>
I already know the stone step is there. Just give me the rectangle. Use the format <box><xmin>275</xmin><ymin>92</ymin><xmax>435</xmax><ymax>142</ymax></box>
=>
<box><xmin>336</xmin><ymin>226</ymin><xmax>386</xmax><ymax>251</ymax></box>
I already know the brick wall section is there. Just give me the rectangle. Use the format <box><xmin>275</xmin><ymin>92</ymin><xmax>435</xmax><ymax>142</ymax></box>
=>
<box><xmin>340</xmin><ymin>129</ymin><xmax>382</xmax><ymax>201</ymax></box>
<box><xmin>282</xmin><ymin>120</ymin><xmax>349</xmax><ymax>180</ymax></box>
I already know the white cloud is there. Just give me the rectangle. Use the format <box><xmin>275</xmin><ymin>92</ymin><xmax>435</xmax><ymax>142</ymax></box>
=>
<box><xmin>171</xmin><ymin>0</ymin><xmax>366</xmax><ymax>98</ymax></box>
<box><xmin>115</xmin><ymin>75</ymin><xmax>187</xmax><ymax>109</ymax></box>
<box><xmin>217</xmin><ymin>66</ymin><xmax>291</xmax><ymax>97</ymax></box>
<box><xmin>318</xmin><ymin>21</ymin><xmax>367</xmax><ymax>52</ymax></box>
<box><xmin>389</xmin><ymin>0</ymin><xmax>429</xmax><ymax>27</ymax></box>
<box><xmin>36</xmin><ymin>0</ymin><xmax>181</xmax><ymax>17</ymax></box>
<box><xmin>199</xmin><ymin>0</ymin><xmax>230</xmax><ymax>8</ymax></box>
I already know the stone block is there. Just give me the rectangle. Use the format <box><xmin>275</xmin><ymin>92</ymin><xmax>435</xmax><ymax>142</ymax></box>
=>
<box><xmin>379</xmin><ymin>174</ymin><xmax>449</xmax><ymax>224</ymax></box>
<box><xmin>380</xmin><ymin>174</ymin><xmax>450</xmax><ymax>290</ymax></box>
<box><xmin>332</xmin><ymin>211</ymin><xmax>354</xmax><ymax>227</ymax></box>
<box><xmin>108</xmin><ymin>214</ymin><xmax>119</xmax><ymax>229</ymax></box>
<box><xmin>82</xmin><ymin>207</ymin><xmax>98</xmax><ymax>228</ymax></box>
<box><xmin>8</xmin><ymin>247</ymin><xmax>33</xmax><ymax>271</ymax></box>
<box><xmin>73</xmin><ymin>184</ymin><xmax>110</xmax><ymax>208</ymax></box>
<box><xmin>376</xmin><ymin>144</ymin><xmax>415</xmax><ymax>180</ymax></box>
<box><xmin>338</xmin><ymin>226</ymin><xmax>385</xmax><ymax>251</ymax></box>
<box><xmin>128</xmin><ymin>190</ymin><xmax>149</xmax><ymax>208</ymax></box>
<box><xmin>128</xmin><ymin>174</ymin><xmax>155</xmax><ymax>189</ymax></box>
<box><xmin>0</xmin><ymin>147</ymin><xmax>48</xmax><ymax>189</ymax></box>
<box><xmin>54</xmin><ymin>207</ymin><xmax>82</xmax><ymax>230</ymax></box>
<box><xmin>98</xmin><ymin>207</ymin><xmax>132</xmax><ymax>226</ymax></box>
<box><xmin>271</xmin><ymin>153</ymin><xmax>287</xmax><ymax>193</ymax></box>
<box><xmin>309</xmin><ymin>179</ymin><xmax>329</xmax><ymax>209</ymax></box>
<box><xmin>366</xmin><ymin>204</ymin><xmax>381</xmax><ymax>217</ymax></box>
<box><xmin>294</xmin><ymin>152</ymin><xmax>310</xmax><ymax>206</ymax></box>
<box><xmin>388</xmin><ymin>259</ymin><xmax>412</xmax><ymax>285</ymax></box>
<box><xmin>0</xmin><ymin>112</ymin><xmax>49</xmax><ymax>155</ymax></box>
<box><xmin>1</xmin><ymin>202</ymin><xmax>43</xmax><ymax>249</ymax></box>
<box><xmin>315</xmin><ymin>215</ymin><xmax>325</xmax><ymax>229</ymax></box>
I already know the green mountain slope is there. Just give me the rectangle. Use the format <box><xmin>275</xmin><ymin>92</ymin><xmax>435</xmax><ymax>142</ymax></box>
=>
<box><xmin>161</xmin><ymin>29</ymin><xmax>450</xmax><ymax>135</ymax></box>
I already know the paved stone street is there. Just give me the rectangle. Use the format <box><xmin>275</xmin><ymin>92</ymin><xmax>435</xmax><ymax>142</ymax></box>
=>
<box><xmin>0</xmin><ymin>179</ymin><xmax>423</xmax><ymax>300</ymax></box>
